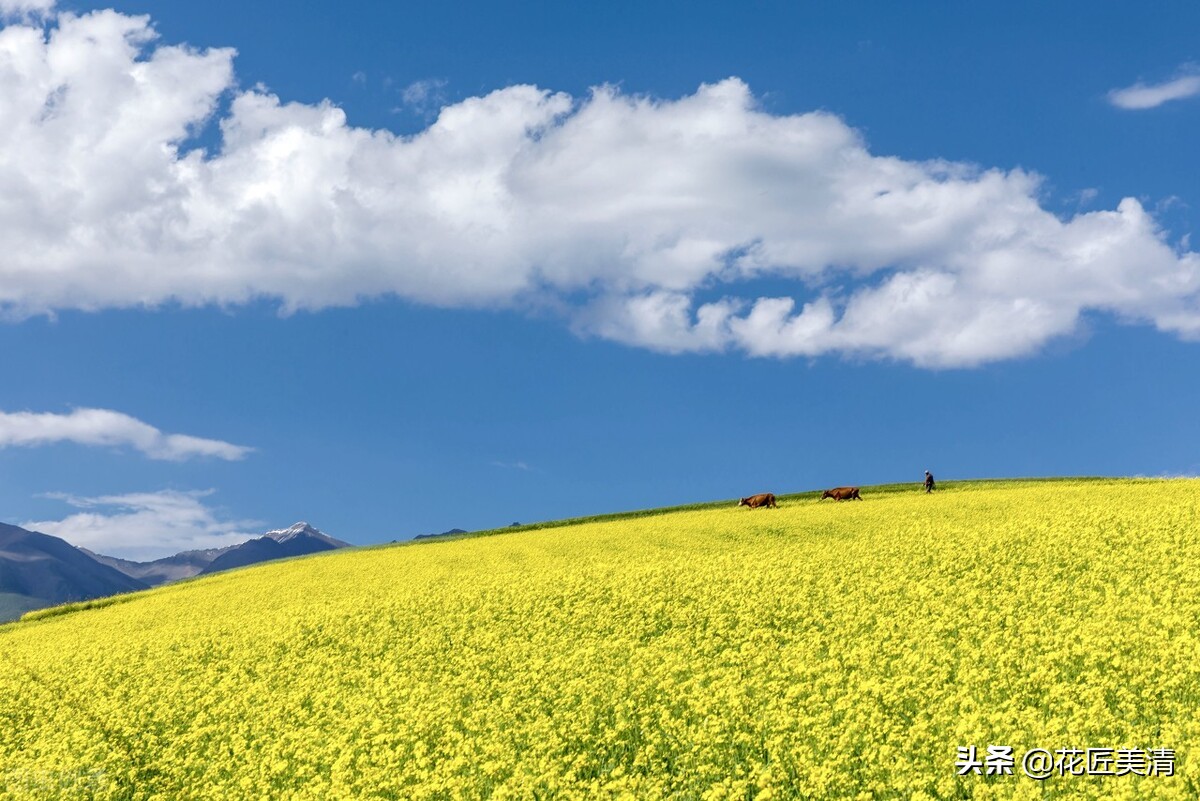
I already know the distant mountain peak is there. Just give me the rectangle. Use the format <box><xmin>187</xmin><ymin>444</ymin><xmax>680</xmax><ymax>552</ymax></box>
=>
<box><xmin>77</xmin><ymin>521</ymin><xmax>352</xmax><ymax>588</ymax></box>
<box><xmin>263</xmin><ymin>522</ymin><xmax>349</xmax><ymax>548</ymax></box>
<box><xmin>198</xmin><ymin>522</ymin><xmax>349</xmax><ymax>576</ymax></box>
<box><xmin>265</xmin><ymin>521</ymin><xmax>317</xmax><ymax>540</ymax></box>
<box><xmin>413</xmin><ymin>527</ymin><xmax>468</xmax><ymax>540</ymax></box>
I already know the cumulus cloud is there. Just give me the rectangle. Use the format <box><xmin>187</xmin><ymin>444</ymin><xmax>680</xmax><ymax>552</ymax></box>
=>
<box><xmin>0</xmin><ymin>408</ymin><xmax>253</xmax><ymax>460</ymax></box>
<box><xmin>0</xmin><ymin>0</ymin><xmax>53</xmax><ymax>19</ymax></box>
<box><xmin>0</xmin><ymin>10</ymin><xmax>1199</xmax><ymax>366</ymax></box>
<box><xmin>1109</xmin><ymin>67</ymin><xmax>1200</xmax><ymax>109</ymax></box>
<box><xmin>23</xmin><ymin>489</ymin><xmax>260</xmax><ymax>561</ymax></box>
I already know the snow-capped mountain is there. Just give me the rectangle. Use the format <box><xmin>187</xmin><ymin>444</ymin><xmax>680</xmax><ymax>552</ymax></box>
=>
<box><xmin>263</xmin><ymin>522</ymin><xmax>350</xmax><ymax>549</ymax></box>
<box><xmin>87</xmin><ymin>522</ymin><xmax>351</xmax><ymax>586</ymax></box>
<box><xmin>199</xmin><ymin>522</ymin><xmax>350</xmax><ymax>575</ymax></box>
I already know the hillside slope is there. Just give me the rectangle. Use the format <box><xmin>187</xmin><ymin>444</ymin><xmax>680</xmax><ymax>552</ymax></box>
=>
<box><xmin>2</xmin><ymin>479</ymin><xmax>1199</xmax><ymax>799</ymax></box>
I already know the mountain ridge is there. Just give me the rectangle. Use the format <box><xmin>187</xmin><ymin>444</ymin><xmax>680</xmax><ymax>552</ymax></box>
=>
<box><xmin>88</xmin><ymin>522</ymin><xmax>352</xmax><ymax>585</ymax></box>
<box><xmin>0</xmin><ymin>522</ymin><xmax>148</xmax><ymax>621</ymax></box>
<box><xmin>199</xmin><ymin>524</ymin><xmax>350</xmax><ymax>575</ymax></box>
<box><xmin>0</xmin><ymin>520</ymin><xmax>351</xmax><ymax>621</ymax></box>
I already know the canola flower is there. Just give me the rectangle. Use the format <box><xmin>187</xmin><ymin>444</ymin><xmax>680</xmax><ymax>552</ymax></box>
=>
<box><xmin>1</xmin><ymin>478</ymin><xmax>1199</xmax><ymax>799</ymax></box>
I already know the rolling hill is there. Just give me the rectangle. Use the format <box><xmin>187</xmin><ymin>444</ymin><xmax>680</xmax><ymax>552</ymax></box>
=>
<box><xmin>2</xmin><ymin>478</ymin><xmax>1198</xmax><ymax>798</ymax></box>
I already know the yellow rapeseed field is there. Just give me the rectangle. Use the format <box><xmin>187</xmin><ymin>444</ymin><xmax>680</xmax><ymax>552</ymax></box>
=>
<box><xmin>2</xmin><ymin>478</ymin><xmax>1200</xmax><ymax>799</ymax></box>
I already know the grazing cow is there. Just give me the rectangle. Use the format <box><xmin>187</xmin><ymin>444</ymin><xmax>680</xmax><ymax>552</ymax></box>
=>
<box><xmin>737</xmin><ymin>493</ymin><xmax>777</xmax><ymax>509</ymax></box>
<box><xmin>820</xmin><ymin>486</ymin><xmax>862</xmax><ymax>501</ymax></box>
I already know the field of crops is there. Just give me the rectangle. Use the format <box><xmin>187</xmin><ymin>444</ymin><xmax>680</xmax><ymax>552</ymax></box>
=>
<box><xmin>2</xmin><ymin>478</ymin><xmax>1199</xmax><ymax>799</ymax></box>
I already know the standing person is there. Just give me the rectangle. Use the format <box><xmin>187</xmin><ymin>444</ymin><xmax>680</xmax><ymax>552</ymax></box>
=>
<box><xmin>924</xmin><ymin>471</ymin><xmax>936</xmax><ymax>493</ymax></box>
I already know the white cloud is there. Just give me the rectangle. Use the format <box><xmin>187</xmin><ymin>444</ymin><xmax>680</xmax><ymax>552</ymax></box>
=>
<box><xmin>1109</xmin><ymin>67</ymin><xmax>1200</xmax><ymax>109</ymax></box>
<box><xmin>24</xmin><ymin>489</ymin><xmax>260</xmax><ymax>560</ymax></box>
<box><xmin>490</xmin><ymin>460</ymin><xmax>531</xmax><ymax>471</ymax></box>
<box><xmin>0</xmin><ymin>10</ymin><xmax>1199</xmax><ymax>367</ymax></box>
<box><xmin>0</xmin><ymin>407</ymin><xmax>253</xmax><ymax>460</ymax></box>
<box><xmin>400</xmin><ymin>78</ymin><xmax>447</xmax><ymax>109</ymax></box>
<box><xmin>0</xmin><ymin>0</ymin><xmax>53</xmax><ymax>18</ymax></box>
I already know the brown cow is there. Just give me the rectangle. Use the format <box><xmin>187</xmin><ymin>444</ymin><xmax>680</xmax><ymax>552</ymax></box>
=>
<box><xmin>737</xmin><ymin>493</ymin><xmax>777</xmax><ymax>509</ymax></box>
<box><xmin>820</xmin><ymin>486</ymin><xmax>862</xmax><ymax>501</ymax></box>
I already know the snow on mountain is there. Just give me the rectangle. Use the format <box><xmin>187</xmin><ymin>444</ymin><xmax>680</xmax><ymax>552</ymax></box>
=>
<box><xmin>263</xmin><ymin>522</ymin><xmax>351</xmax><ymax>548</ymax></box>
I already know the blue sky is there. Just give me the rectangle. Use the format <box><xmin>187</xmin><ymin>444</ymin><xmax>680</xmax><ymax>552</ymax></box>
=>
<box><xmin>1</xmin><ymin>0</ymin><xmax>1198</xmax><ymax>558</ymax></box>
